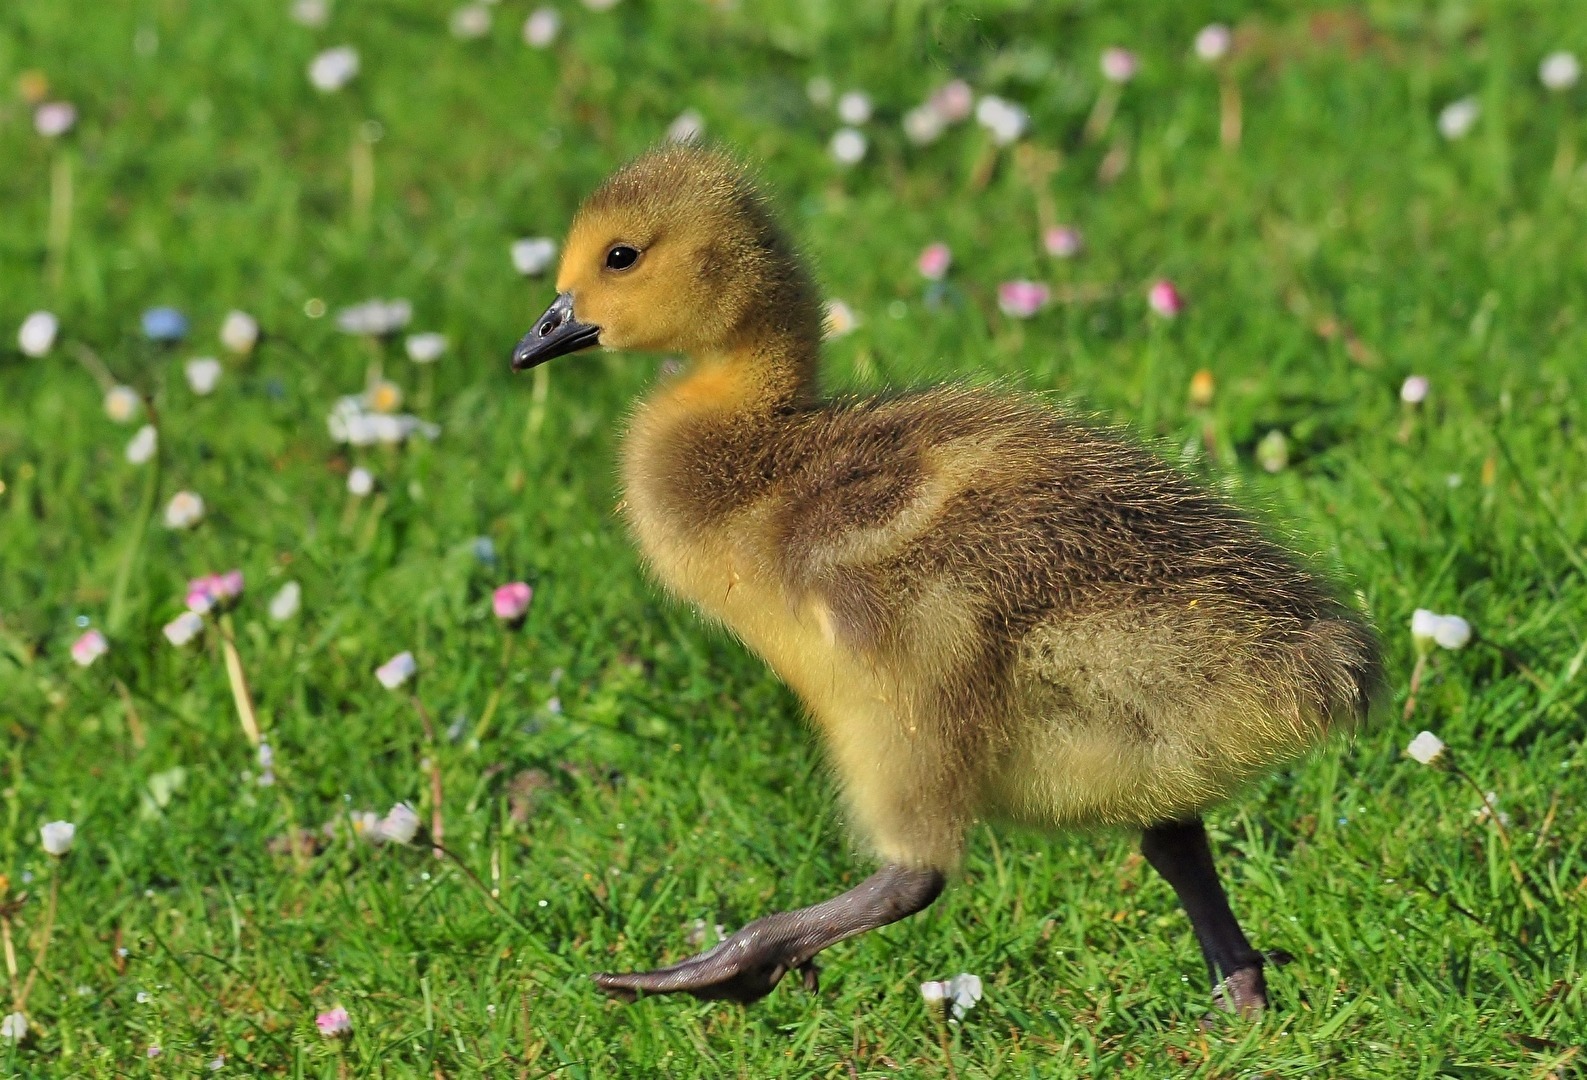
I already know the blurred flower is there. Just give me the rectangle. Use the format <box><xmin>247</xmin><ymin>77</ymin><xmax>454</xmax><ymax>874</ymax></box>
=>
<box><xmin>375</xmin><ymin>650</ymin><xmax>417</xmax><ymax>689</ymax></box>
<box><xmin>268</xmin><ymin>581</ymin><xmax>302</xmax><ymax>621</ymax></box>
<box><xmin>219</xmin><ymin>310</ymin><xmax>259</xmax><ymax>354</ymax></box>
<box><xmin>667</xmin><ymin>109</ymin><xmax>704</xmax><ymax>144</ymax></box>
<box><xmin>366</xmin><ymin>379</ymin><xmax>403</xmax><ymax>413</ymax></box>
<box><xmin>347</xmin><ymin>466</ymin><xmax>374</xmax><ymax>496</ymax></box>
<box><xmin>1410</xmin><ymin>608</ymin><xmax>1441</xmax><ymax>649</ymax></box>
<box><xmin>997</xmin><ymin>280</ymin><xmax>1050</xmax><ymax>319</ymax></box>
<box><xmin>290</xmin><ymin>0</ymin><xmax>330</xmax><ymax>28</ymax></box>
<box><xmin>837</xmin><ymin>90</ymin><xmax>873</xmax><ymax>125</ymax></box>
<box><xmin>822</xmin><ymin>300</ymin><xmax>858</xmax><ymax>338</ymax></box>
<box><xmin>1411</xmin><ymin>609</ymin><xmax>1471</xmax><ymax>651</ymax></box>
<box><xmin>523</xmin><ymin>7</ymin><xmax>560</xmax><ymax>47</ymax></box>
<box><xmin>308</xmin><ymin>46</ymin><xmax>359</xmax><ymax>92</ymax></box>
<box><xmin>346</xmin><ymin>809</ymin><xmax>382</xmax><ymax>841</ymax></box>
<box><xmin>380</xmin><ymin>802</ymin><xmax>421</xmax><ymax>844</ymax></box>
<box><xmin>126</xmin><ymin>425</ymin><xmax>156</xmax><ymax>466</ymax></box>
<box><xmin>1434</xmin><ymin>614</ymin><xmax>1471</xmax><ymax>650</ymax></box>
<box><xmin>917</xmin><ymin>242</ymin><xmax>951</xmax><ymax>281</ymax></box>
<box><xmin>1195</xmin><ymin>24</ymin><xmax>1232</xmax><ymax>62</ymax></box>
<box><xmin>1400</xmin><ymin>374</ymin><xmax>1429</xmax><ymax>404</ymax></box>
<box><xmin>929</xmin><ymin>80</ymin><xmax>974</xmax><ymax>123</ymax></box>
<box><xmin>1255</xmin><ymin>429</ymin><xmax>1288</xmax><ymax>473</ymax></box>
<box><xmin>902</xmin><ymin>105</ymin><xmax>945</xmax><ymax>145</ymax></box>
<box><xmin>450</xmin><ymin>4</ymin><xmax>490</xmax><ymax>39</ymax></box>
<box><xmin>39</xmin><ymin>818</ymin><xmax>74</xmax><ymax>856</ymax></box>
<box><xmin>1100</xmin><ymin>47</ymin><xmax>1139</xmax><ymax>84</ymax></box>
<box><xmin>1188</xmin><ymin>369</ymin><xmax>1215</xmax><ymax>407</ymax></box>
<box><xmin>806</xmin><ymin>76</ymin><xmax>834</xmax><ymax>108</ymax></box>
<box><xmin>1405</xmin><ymin>730</ymin><xmax>1446</xmax><ymax>766</ymax></box>
<box><xmin>974</xmin><ymin>95</ymin><xmax>1028</xmax><ymax>145</ymax></box>
<box><xmin>71</xmin><ymin>629</ymin><xmax>108</xmax><ymax>667</ymax></box>
<box><xmin>1043</xmin><ymin>225</ymin><xmax>1082</xmax><ymax>258</ymax></box>
<box><xmin>336</xmin><ymin>298</ymin><xmax>411</xmax><ymax>336</ymax></box>
<box><xmin>1540</xmin><ymin>51</ymin><xmax>1581</xmax><ymax>92</ymax></box>
<box><xmin>316</xmin><ymin>1007</ymin><xmax>351</xmax><ymax>1038</ymax></box>
<box><xmin>257</xmin><ymin>742</ymin><xmax>275</xmax><ymax>787</ymax></box>
<box><xmin>472</xmin><ymin>535</ymin><xmax>497</xmax><ymax>565</ymax></box>
<box><xmin>405</xmin><ymin>332</ymin><xmax>447</xmax><ymax>363</ymax></box>
<box><xmin>493</xmin><ymin>581</ymin><xmax>533</xmax><ymax>624</ymax></box>
<box><xmin>142</xmin><ymin>307</ymin><xmax>188</xmax><ymax>342</ymax></box>
<box><xmin>146</xmin><ymin>1045</ymin><xmax>162</xmax><ymax>1059</ymax></box>
<box><xmin>18</xmin><ymin>310</ymin><xmax>58</xmax><ymax>356</ymax></box>
<box><xmin>185</xmin><ymin>357</ymin><xmax>222</xmax><ymax>395</ymax></box>
<box><xmin>829</xmin><ymin>127</ymin><xmax>867</xmax><ymax>165</ymax></box>
<box><xmin>163</xmin><ymin>490</ymin><xmax>205</xmax><ymax>529</ymax></box>
<box><xmin>34</xmin><ymin>101</ymin><xmax>76</xmax><ymax>137</ymax></box>
<box><xmin>1147</xmin><ymin>279</ymin><xmax>1183</xmax><ymax>318</ymax></box>
<box><xmin>105</xmin><ymin>385</ymin><xmax>141</xmax><ymax>423</ymax></box>
<box><xmin>327</xmin><ymin>395</ymin><xmax>440</xmax><ymax>445</ymax></box>
<box><xmin>186</xmin><ymin>571</ymin><xmax>243</xmax><ymax>614</ymax></box>
<box><xmin>0</xmin><ymin>1013</ymin><xmax>25</xmax><ymax>1042</ymax></box>
<box><xmin>163</xmin><ymin>611</ymin><xmax>205</xmax><ymax>646</ymax></box>
<box><xmin>1438</xmin><ymin>97</ymin><xmax>1480</xmax><ymax>140</ymax></box>
<box><xmin>511</xmin><ymin>237</ymin><xmax>557</xmax><ymax>276</ymax></box>
<box><xmin>920</xmin><ymin>973</ymin><xmax>983</xmax><ymax>1019</ymax></box>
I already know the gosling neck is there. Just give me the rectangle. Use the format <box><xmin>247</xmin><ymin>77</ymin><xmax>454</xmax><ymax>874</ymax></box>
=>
<box><xmin>696</xmin><ymin>346</ymin><xmax>815</xmax><ymax>417</ymax></box>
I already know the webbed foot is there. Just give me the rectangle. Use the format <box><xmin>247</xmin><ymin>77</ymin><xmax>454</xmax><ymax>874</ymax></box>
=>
<box><xmin>594</xmin><ymin>864</ymin><xmax>944</xmax><ymax>1004</ymax></box>
<box><xmin>593</xmin><ymin>924</ymin><xmax>818</xmax><ymax>1003</ymax></box>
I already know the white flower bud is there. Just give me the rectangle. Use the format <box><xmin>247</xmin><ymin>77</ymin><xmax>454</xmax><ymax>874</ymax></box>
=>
<box><xmin>40</xmin><ymin>820</ymin><xmax>75</xmax><ymax>855</ymax></box>
<box><xmin>1405</xmin><ymin>730</ymin><xmax>1446</xmax><ymax>765</ymax></box>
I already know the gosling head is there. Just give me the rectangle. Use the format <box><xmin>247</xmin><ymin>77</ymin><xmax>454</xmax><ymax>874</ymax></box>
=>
<box><xmin>511</xmin><ymin>145</ymin><xmax>821</xmax><ymax>372</ymax></box>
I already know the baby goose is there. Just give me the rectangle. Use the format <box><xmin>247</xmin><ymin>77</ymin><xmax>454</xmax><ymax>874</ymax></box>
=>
<box><xmin>511</xmin><ymin>145</ymin><xmax>1384</xmax><ymax>1016</ymax></box>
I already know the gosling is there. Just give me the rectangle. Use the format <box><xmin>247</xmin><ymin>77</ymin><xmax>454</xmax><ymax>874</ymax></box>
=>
<box><xmin>510</xmin><ymin>145</ymin><xmax>1384</xmax><ymax>1016</ymax></box>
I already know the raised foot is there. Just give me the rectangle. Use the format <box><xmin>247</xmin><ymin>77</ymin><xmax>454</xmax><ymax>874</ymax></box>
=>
<box><xmin>593</xmin><ymin>930</ymin><xmax>817</xmax><ymax>1004</ymax></box>
<box><xmin>594</xmin><ymin>864</ymin><xmax>945</xmax><ymax>1005</ymax></box>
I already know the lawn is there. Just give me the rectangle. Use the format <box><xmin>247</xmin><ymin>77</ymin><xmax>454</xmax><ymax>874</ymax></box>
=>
<box><xmin>2</xmin><ymin>0</ymin><xmax>1585</xmax><ymax>1075</ymax></box>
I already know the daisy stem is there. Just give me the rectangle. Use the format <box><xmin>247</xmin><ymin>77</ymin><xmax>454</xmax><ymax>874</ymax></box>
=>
<box><xmin>106</xmin><ymin>405</ymin><xmax>162</xmax><ymax>635</ymax></box>
<box><xmin>217</xmin><ymin>613</ymin><xmax>262</xmax><ymax>747</ymax></box>
<box><xmin>1084</xmin><ymin>84</ymin><xmax>1121</xmax><ymax>143</ymax></box>
<box><xmin>15</xmin><ymin>871</ymin><xmax>60</xmax><ymax>1013</ymax></box>
<box><xmin>412</xmin><ymin>693</ymin><xmax>444</xmax><ymax>859</ymax></box>
<box><xmin>115</xmin><ymin>677</ymin><xmax>147</xmax><ymax>751</ymax></box>
<box><xmin>1448</xmin><ymin>762</ymin><xmax>1530</xmax><ymax>903</ymax></box>
<box><xmin>930</xmin><ymin>1005</ymin><xmax>959</xmax><ymax>1080</ymax></box>
<box><xmin>350</xmin><ymin>127</ymin><xmax>374</xmax><ymax>234</ymax></box>
<box><xmin>1402</xmin><ymin>652</ymin><xmax>1428</xmax><ymax>720</ymax></box>
<box><xmin>1</xmin><ymin>915</ymin><xmax>17</xmax><ymax>1003</ymax></box>
<box><xmin>1219</xmin><ymin>74</ymin><xmax>1243</xmax><ymax>149</ymax></box>
<box><xmin>68</xmin><ymin>342</ymin><xmax>117</xmax><ymax>394</ymax></box>
<box><xmin>46</xmin><ymin>149</ymin><xmax>73</xmax><ymax>295</ymax></box>
<box><xmin>1551</xmin><ymin>111</ymin><xmax>1576</xmax><ymax>184</ymax></box>
<box><xmin>524</xmin><ymin>364</ymin><xmax>550</xmax><ymax>444</ymax></box>
<box><xmin>471</xmin><ymin>635</ymin><xmax>516</xmax><ymax>746</ymax></box>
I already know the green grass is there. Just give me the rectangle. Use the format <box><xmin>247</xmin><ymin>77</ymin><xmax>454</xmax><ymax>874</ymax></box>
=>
<box><xmin>3</xmin><ymin>0</ymin><xmax>1586</xmax><ymax>1075</ymax></box>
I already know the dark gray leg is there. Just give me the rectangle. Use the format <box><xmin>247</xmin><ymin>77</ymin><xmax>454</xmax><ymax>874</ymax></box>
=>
<box><xmin>1140</xmin><ymin>817</ymin><xmax>1269</xmax><ymax>1016</ymax></box>
<box><xmin>594</xmin><ymin>864</ymin><xmax>945</xmax><ymax>1003</ymax></box>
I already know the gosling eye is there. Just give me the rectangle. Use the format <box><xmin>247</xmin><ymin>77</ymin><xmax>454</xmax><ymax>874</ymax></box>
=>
<box><xmin>605</xmin><ymin>244</ymin><xmax>641</xmax><ymax>271</ymax></box>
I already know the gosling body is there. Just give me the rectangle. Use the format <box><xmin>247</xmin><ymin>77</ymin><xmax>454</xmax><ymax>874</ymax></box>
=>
<box><xmin>511</xmin><ymin>145</ymin><xmax>1385</xmax><ymax>1014</ymax></box>
<box><xmin>624</xmin><ymin>382</ymin><xmax>1376</xmax><ymax>870</ymax></box>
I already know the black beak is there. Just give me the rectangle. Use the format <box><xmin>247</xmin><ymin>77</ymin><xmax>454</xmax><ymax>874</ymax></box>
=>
<box><xmin>511</xmin><ymin>292</ymin><xmax>602</xmax><ymax>371</ymax></box>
